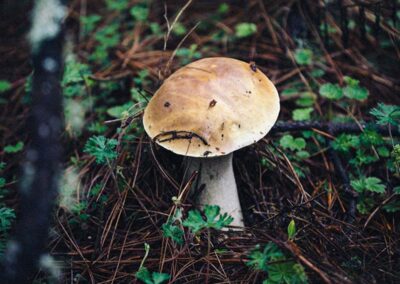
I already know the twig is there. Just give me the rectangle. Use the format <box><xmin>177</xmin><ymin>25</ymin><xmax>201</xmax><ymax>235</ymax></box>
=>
<box><xmin>271</xmin><ymin>121</ymin><xmax>400</xmax><ymax>136</ymax></box>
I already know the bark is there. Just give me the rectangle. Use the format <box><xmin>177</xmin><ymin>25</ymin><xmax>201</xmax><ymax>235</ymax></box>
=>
<box><xmin>1</xmin><ymin>0</ymin><xmax>66</xmax><ymax>282</ymax></box>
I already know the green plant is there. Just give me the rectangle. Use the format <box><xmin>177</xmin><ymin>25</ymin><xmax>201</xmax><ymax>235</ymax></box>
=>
<box><xmin>62</xmin><ymin>58</ymin><xmax>92</xmax><ymax>98</ymax></box>
<box><xmin>370</xmin><ymin>103</ymin><xmax>400</xmax><ymax>127</ymax></box>
<box><xmin>234</xmin><ymin>22</ymin><xmax>257</xmax><ymax>38</ymax></box>
<box><xmin>182</xmin><ymin>205</ymin><xmax>233</xmax><ymax>234</ymax></box>
<box><xmin>176</xmin><ymin>44</ymin><xmax>202</xmax><ymax>65</ymax></box>
<box><xmin>319</xmin><ymin>77</ymin><xmax>369</xmax><ymax>101</ymax></box>
<box><xmin>80</xmin><ymin>14</ymin><xmax>102</xmax><ymax>35</ymax></box>
<box><xmin>246</xmin><ymin>243</ymin><xmax>308</xmax><ymax>284</ymax></box>
<box><xmin>83</xmin><ymin>135</ymin><xmax>118</xmax><ymax>164</ymax></box>
<box><xmin>294</xmin><ymin>49</ymin><xmax>313</xmax><ymax>65</ymax></box>
<box><xmin>162</xmin><ymin>205</ymin><xmax>234</xmax><ymax>244</ymax></box>
<box><xmin>351</xmin><ymin>177</ymin><xmax>386</xmax><ymax>194</ymax></box>
<box><xmin>0</xmin><ymin>80</ymin><xmax>11</xmax><ymax>93</ymax></box>
<box><xmin>172</xmin><ymin>22</ymin><xmax>187</xmax><ymax>36</ymax></box>
<box><xmin>130</xmin><ymin>3</ymin><xmax>149</xmax><ymax>22</ymax></box>
<box><xmin>292</xmin><ymin>107</ymin><xmax>313</xmax><ymax>121</ymax></box>
<box><xmin>4</xmin><ymin>141</ymin><xmax>24</xmax><ymax>153</ymax></box>
<box><xmin>162</xmin><ymin>209</ymin><xmax>184</xmax><ymax>244</ymax></box>
<box><xmin>0</xmin><ymin>207</ymin><xmax>16</xmax><ymax>255</ymax></box>
<box><xmin>136</xmin><ymin>243</ymin><xmax>170</xmax><ymax>284</ymax></box>
<box><xmin>0</xmin><ymin>207</ymin><xmax>15</xmax><ymax>232</ymax></box>
<box><xmin>343</xmin><ymin>76</ymin><xmax>368</xmax><ymax>100</ymax></box>
<box><xmin>319</xmin><ymin>83</ymin><xmax>343</xmax><ymax>100</ymax></box>
<box><xmin>279</xmin><ymin>135</ymin><xmax>306</xmax><ymax>152</ymax></box>
<box><xmin>105</xmin><ymin>0</ymin><xmax>130</xmax><ymax>11</ymax></box>
<box><xmin>287</xmin><ymin>219</ymin><xmax>296</xmax><ymax>240</ymax></box>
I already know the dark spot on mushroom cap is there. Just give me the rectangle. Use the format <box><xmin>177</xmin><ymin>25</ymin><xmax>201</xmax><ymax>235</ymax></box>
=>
<box><xmin>203</xmin><ymin>151</ymin><xmax>212</xmax><ymax>157</ymax></box>
<box><xmin>250</xmin><ymin>61</ymin><xmax>257</xmax><ymax>72</ymax></box>
<box><xmin>164</xmin><ymin>102</ymin><xmax>170</xmax><ymax>107</ymax></box>
<box><xmin>215</xmin><ymin>147</ymin><xmax>220</xmax><ymax>151</ymax></box>
<box><xmin>238</xmin><ymin>124</ymin><xmax>241</xmax><ymax>128</ymax></box>
<box><xmin>209</xmin><ymin>99</ymin><xmax>217</xmax><ymax>108</ymax></box>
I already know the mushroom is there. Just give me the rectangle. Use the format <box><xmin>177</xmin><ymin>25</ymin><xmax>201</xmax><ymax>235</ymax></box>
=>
<box><xmin>143</xmin><ymin>57</ymin><xmax>280</xmax><ymax>227</ymax></box>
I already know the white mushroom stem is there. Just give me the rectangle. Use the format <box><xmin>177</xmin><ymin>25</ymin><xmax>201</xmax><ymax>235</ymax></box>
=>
<box><xmin>186</xmin><ymin>153</ymin><xmax>244</xmax><ymax>227</ymax></box>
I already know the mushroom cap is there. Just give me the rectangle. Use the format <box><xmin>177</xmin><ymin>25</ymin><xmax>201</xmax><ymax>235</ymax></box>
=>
<box><xmin>143</xmin><ymin>57</ymin><xmax>280</xmax><ymax>157</ymax></box>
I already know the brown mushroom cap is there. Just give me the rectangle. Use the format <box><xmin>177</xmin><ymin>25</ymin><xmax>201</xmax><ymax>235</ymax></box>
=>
<box><xmin>143</xmin><ymin>57</ymin><xmax>280</xmax><ymax>157</ymax></box>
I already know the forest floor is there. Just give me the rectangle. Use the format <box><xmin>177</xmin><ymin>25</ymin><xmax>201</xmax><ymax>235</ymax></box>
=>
<box><xmin>1</xmin><ymin>0</ymin><xmax>400</xmax><ymax>283</ymax></box>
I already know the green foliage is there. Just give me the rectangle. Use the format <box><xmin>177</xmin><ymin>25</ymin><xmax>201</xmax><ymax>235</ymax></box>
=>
<box><xmin>351</xmin><ymin>177</ymin><xmax>386</xmax><ymax>194</ymax></box>
<box><xmin>182</xmin><ymin>205</ymin><xmax>233</xmax><ymax>234</ymax></box>
<box><xmin>0</xmin><ymin>207</ymin><xmax>15</xmax><ymax>232</ymax></box>
<box><xmin>136</xmin><ymin>243</ymin><xmax>170</xmax><ymax>284</ymax></box>
<box><xmin>4</xmin><ymin>141</ymin><xmax>24</xmax><ymax>153</ymax></box>
<box><xmin>392</xmin><ymin>144</ymin><xmax>400</xmax><ymax>167</ymax></box>
<box><xmin>279</xmin><ymin>135</ymin><xmax>306</xmax><ymax>151</ymax></box>
<box><xmin>218</xmin><ymin>3</ymin><xmax>229</xmax><ymax>14</ymax></box>
<box><xmin>136</xmin><ymin>267</ymin><xmax>170</xmax><ymax>284</ymax></box>
<box><xmin>319</xmin><ymin>83</ymin><xmax>343</xmax><ymax>100</ymax></box>
<box><xmin>149</xmin><ymin>22</ymin><xmax>162</xmax><ymax>36</ymax></box>
<box><xmin>162</xmin><ymin>221</ymin><xmax>184</xmax><ymax>244</ymax></box>
<box><xmin>343</xmin><ymin>76</ymin><xmax>369</xmax><ymax>100</ymax></box>
<box><xmin>176</xmin><ymin>44</ymin><xmax>201</xmax><ymax>65</ymax></box>
<box><xmin>172</xmin><ymin>22</ymin><xmax>187</xmax><ymax>36</ymax></box>
<box><xmin>319</xmin><ymin>77</ymin><xmax>368</xmax><ymax>101</ymax></box>
<box><xmin>332</xmin><ymin>134</ymin><xmax>359</xmax><ymax>152</ymax></box>
<box><xmin>295</xmin><ymin>92</ymin><xmax>316</xmax><ymax>107</ymax></box>
<box><xmin>294</xmin><ymin>49</ymin><xmax>313</xmax><ymax>65</ymax></box>
<box><xmin>162</xmin><ymin>209</ymin><xmax>184</xmax><ymax>244</ymax></box>
<box><xmin>90</xmin><ymin>23</ymin><xmax>121</xmax><ymax>64</ymax></box>
<box><xmin>83</xmin><ymin>136</ymin><xmax>118</xmax><ymax>164</ymax></box>
<box><xmin>81</xmin><ymin>14</ymin><xmax>101</xmax><ymax>35</ymax></box>
<box><xmin>292</xmin><ymin>108</ymin><xmax>313</xmax><ymax>121</ymax></box>
<box><xmin>0</xmin><ymin>207</ymin><xmax>16</xmax><ymax>255</ymax></box>
<box><xmin>370</xmin><ymin>103</ymin><xmax>400</xmax><ymax>126</ymax></box>
<box><xmin>0</xmin><ymin>80</ymin><xmax>11</xmax><ymax>93</ymax></box>
<box><xmin>62</xmin><ymin>58</ymin><xmax>91</xmax><ymax>97</ymax></box>
<box><xmin>287</xmin><ymin>219</ymin><xmax>296</xmax><ymax>240</ymax></box>
<box><xmin>247</xmin><ymin>243</ymin><xmax>308</xmax><ymax>284</ymax></box>
<box><xmin>234</xmin><ymin>22</ymin><xmax>257</xmax><ymax>38</ymax></box>
<box><xmin>247</xmin><ymin>243</ymin><xmax>284</xmax><ymax>271</ymax></box>
<box><xmin>130</xmin><ymin>4</ymin><xmax>149</xmax><ymax>22</ymax></box>
<box><xmin>106</xmin><ymin>0</ymin><xmax>130</xmax><ymax>11</ymax></box>
<box><xmin>107</xmin><ymin>102</ymin><xmax>134</xmax><ymax>119</ymax></box>
<box><xmin>383</xmin><ymin>199</ymin><xmax>400</xmax><ymax>213</ymax></box>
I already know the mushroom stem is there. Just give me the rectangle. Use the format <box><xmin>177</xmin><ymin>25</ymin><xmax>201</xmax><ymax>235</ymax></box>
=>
<box><xmin>186</xmin><ymin>153</ymin><xmax>244</xmax><ymax>227</ymax></box>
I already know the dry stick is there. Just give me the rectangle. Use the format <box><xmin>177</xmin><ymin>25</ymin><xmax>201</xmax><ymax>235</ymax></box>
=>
<box><xmin>164</xmin><ymin>22</ymin><xmax>201</xmax><ymax>76</ymax></box>
<box><xmin>271</xmin><ymin>121</ymin><xmax>400</xmax><ymax>136</ymax></box>
<box><xmin>163</xmin><ymin>0</ymin><xmax>193</xmax><ymax>51</ymax></box>
<box><xmin>1</xmin><ymin>0</ymin><xmax>67</xmax><ymax>282</ymax></box>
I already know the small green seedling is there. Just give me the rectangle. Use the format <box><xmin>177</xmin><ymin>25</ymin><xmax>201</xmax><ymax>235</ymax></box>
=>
<box><xmin>136</xmin><ymin>243</ymin><xmax>170</xmax><ymax>284</ymax></box>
